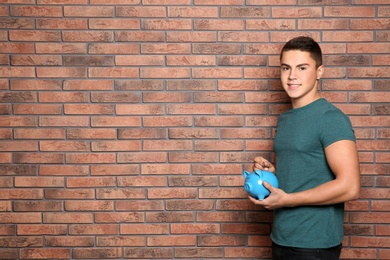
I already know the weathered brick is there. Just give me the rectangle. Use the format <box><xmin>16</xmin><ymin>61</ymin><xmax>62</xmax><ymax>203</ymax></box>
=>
<box><xmin>116</xmin><ymin>6</ymin><xmax>166</xmax><ymax>17</ymax></box>
<box><xmin>36</xmin><ymin>18</ymin><xmax>88</xmax><ymax>29</ymax></box>
<box><xmin>64</xmin><ymin>6</ymin><xmax>114</xmax><ymax>17</ymax></box>
<box><xmin>1</xmin><ymin>1</ymin><xmax>389</xmax><ymax>258</ymax></box>
<box><xmin>11</xmin><ymin>55</ymin><xmax>62</xmax><ymax>66</ymax></box>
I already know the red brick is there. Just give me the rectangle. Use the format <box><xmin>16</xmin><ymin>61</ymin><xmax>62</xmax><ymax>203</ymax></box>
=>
<box><xmin>169</xmin><ymin>7</ymin><xmax>218</xmax><ymax>17</ymax></box>
<box><xmin>0</xmin><ymin>201</ymin><xmax>12</xmax><ymax>210</ymax></box>
<box><xmin>36</xmin><ymin>43</ymin><xmax>87</xmax><ymax>54</ymax></box>
<box><xmin>272</xmin><ymin>7</ymin><xmax>321</xmax><ymax>18</ymax></box>
<box><xmin>14</xmin><ymin>201</ymin><xmax>62</xmax><ymax>212</ymax></box>
<box><xmin>195</xmin><ymin>140</ymin><xmax>244</xmax><ymax>151</ymax></box>
<box><xmin>199</xmin><ymin>235</ymin><xmax>246</xmax><ymax>247</ymax></box>
<box><xmin>14</xmin><ymin>104</ymin><xmax>62</xmax><ymax>115</ymax></box>
<box><xmin>11</xmin><ymin>55</ymin><xmax>62</xmax><ymax>66</ymax></box>
<box><xmin>167</xmin><ymin>32</ymin><xmax>216</xmax><ymax>43</ymax></box>
<box><xmin>15</xmin><ymin>177</ymin><xmax>64</xmax><ymax>187</ymax></box>
<box><xmin>62</xmin><ymin>31</ymin><xmax>113</xmax><ymax>42</ymax></box>
<box><xmin>66</xmin><ymin>177</ymin><xmax>115</xmax><ymax>188</ymax></box>
<box><xmin>116</xmin><ymin>6</ymin><xmax>166</xmax><ymax>17</ymax></box>
<box><xmin>116</xmin><ymin>200</ymin><xmax>164</xmax><ymax>211</ymax></box>
<box><xmin>193</xmin><ymin>68</ymin><xmax>242</xmax><ymax>78</ymax></box>
<box><xmin>115</xmin><ymin>31</ymin><xmax>165</xmax><ymax>42</ymax></box>
<box><xmin>148</xmin><ymin>235</ymin><xmax>196</xmax><ymax>246</ymax></box>
<box><xmin>166</xmin><ymin>199</ymin><xmax>214</xmax><ymax>211</ymax></box>
<box><xmin>10</xmin><ymin>6</ymin><xmax>62</xmax><ymax>17</ymax></box>
<box><xmin>89</xmin><ymin>67</ymin><xmax>138</xmax><ymax>78</ymax></box>
<box><xmin>145</xmin><ymin>211</ymin><xmax>194</xmax><ymax>222</ymax></box>
<box><xmin>124</xmin><ymin>248</ymin><xmax>172</xmax><ymax>259</ymax></box>
<box><xmin>95</xmin><ymin>212</ymin><xmax>144</xmax><ymax>223</ymax></box>
<box><xmin>66</xmin><ymin>128</ymin><xmax>116</xmax><ymax>139</ymax></box>
<box><xmin>72</xmin><ymin>248</ymin><xmax>122</xmax><ymax>259</ymax></box>
<box><xmin>10</xmin><ymin>79</ymin><xmax>61</xmax><ymax>90</ymax></box>
<box><xmin>199</xmin><ymin>188</ymin><xmax>246</xmax><ymax>199</ymax></box>
<box><xmin>14</xmin><ymin>153</ymin><xmax>64</xmax><ymax>164</ymax></box>
<box><xmin>14</xmin><ymin>128</ymin><xmax>64</xmax><ymax>139</ymax></box>
<box><xmin>64</xmin><ymin>6</ymin><xmax>114</xmax><ymax>17</ymax></box>
<box><xmin>39</xmin><ymin>116</ymin><xmax>89</xmax><ymax>127</ymax></box>
<box><xmin>96</xmin><ymin>236</ymin><xmax>145</xmax><ymax>246</ymax></box>
<box><xmin>0</xmin><ymin>141</ymin><xmax>37</xmax><ymax>151</ymax></box>
<box><xmin>63</xmin><ymin>80</ymin><xmax>113</xmax><ymax>90</ymax></box>
<box><xmin>9</xmin><ymin>30</ymin><xmax>61</xmax><ymax>42</ymax></box>
<box><xmin>90</xmin><ymin>164</ymin><xmax>139</xmax><ymax>176</ymax></box>
<box><xmin>115</xmin><ymin>104</ymin><xmax>164</xmax><ymax>115</ymax></box>
<box><xmin>90</xmin><ymin>0</ymin><xmax>139</xmax><ymax>3</ymax></box>
<box><xmin>17</xmin><ymin>224</ymin><xmax>67</xmax><ymax>235</ymax></box>
<box><xmin>351</xmin><ymin>18</ymin><xmax>390</xmax><ymax>30</ymax></box>
<box><xmin>0</xmin><ymin>225</ymin><xmax>15</xmax><ymax>235</ymax></box>
<box><xmin>141</xmin><ymin>164</ymin><xmax>191</xmax><ymax>175</ymax></box>
<box><xmin>116</xmin><ymin>55</ymin><xmax>164</xmax><ymax>66</ymax></box>
<box><xmin>64</xmin><ymin>104</ymin><xmax>114</xmax><ymax>115</ymax></box>
<box><xmin>43</xmin><ymin>213</ymin><xmax>93</xmax><ymax>223</ymax></box>
<box><xmin>66</xmin><ymin>153</ymin><xmax>116</xmax><ymax>164</ymax></box>
<box><xmin>91</xmin><ymin>140</ymin><xmax>140</xmax><ymax>151</ymax></box>
<box><xmin>37</xmin><ymin>67</ymin><xmax>87</xmax><ymax>78</ymax></box>
<box><xmin>36</xmin><ymin>18</ymin><xmax>88</xmax><ymax>29</ymax></box>
<box><xmin>0</xmin><ymin>67</ymin><xmax>35</xmax><ymax>77</ymax></box>
<box><xmin>143</xmin><ymin>0</ymin><xmax>190</xmax><ymax>4</ymax></box>
<box><xmin>19</xmin><ymin>248</ymin><xmax>70</xmax><ymax>259</ymax></box>
<box><xmin>65</xmin><ymin>200</ymin><xmax>114</xmax><ymax>211</ymax></box>
<box><xmin>46</xmin><ymin>236</ymin><xmax>94</xmax><ymax>247</ymax></box>
<box><xmin>120</xmin><ymin>224</ymin><xmax>169</xmax><ymax>234</ymax></box>
<box><xmin>40</xmin><ymin>141</ymin><xmax>89</xmax><ymax>152</ymax></box>
<box><xmin>168</xmin><ymin>152</ymin><xmax>218</xmax><ymax>163</ymax></box>
<box><xmin>166</xmin><ymin>55</ymin><xmax>215</xmax><ymax>66</ymax></box>
<box><xmin>0</xmin><ymin>213</ymin><xmax>41</xmax><ymax>223</ymax></box>
<box><xmin>45</xmin><ymin>189</ymin><xmax>94</xmax><ymax>199</ymax></box>
<box><xmin>89</xmin><ymin>18</ymin><xmax>140</xmax><ymax>29</ymax></box>
<box><xmin>194</xmin><ymin>19</ymin><xmax>244</xmax><ymax>30</ymax></box>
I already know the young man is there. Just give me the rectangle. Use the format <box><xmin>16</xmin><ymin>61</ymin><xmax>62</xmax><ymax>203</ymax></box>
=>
<box><xmin>249</xmin><ymin>36</ymin><xmax>360</xmax><ymax>260</ymax></box>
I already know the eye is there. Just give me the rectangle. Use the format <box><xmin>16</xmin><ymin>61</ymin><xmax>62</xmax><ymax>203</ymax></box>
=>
<box><xmin>299</xmin><ymin>67</ymin><xmax>307</xmax><ymax>71</ymax></box>
<box><xmin>281</xmin><ymin>66</ymin><xmax>289</xmax><ymax>71</ymax></box>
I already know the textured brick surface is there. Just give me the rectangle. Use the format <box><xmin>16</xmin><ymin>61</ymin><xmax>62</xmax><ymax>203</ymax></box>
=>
<box><xmin>0</xmin><ymin>1</ymin><xmax>389</xmax><ymax>259</ymax></box>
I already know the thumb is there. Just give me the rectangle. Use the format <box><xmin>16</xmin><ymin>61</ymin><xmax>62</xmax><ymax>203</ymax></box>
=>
<box><xmin>263</xmin><ymin>181</ymin><xmax>275</xmax><ymax>191</ymax></box>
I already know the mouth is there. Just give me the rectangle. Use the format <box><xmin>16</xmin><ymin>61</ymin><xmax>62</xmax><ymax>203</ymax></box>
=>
<box><xmin>287</xmin><ymin>83</ymin><xmax>301</xmax><ymax>90</ymax></box>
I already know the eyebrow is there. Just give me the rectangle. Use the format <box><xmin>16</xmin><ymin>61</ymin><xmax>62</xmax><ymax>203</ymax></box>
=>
<box><xmin>280</xmin><ymin>63</ymin><xmax>310</xmax><ymax>67</ymax></box>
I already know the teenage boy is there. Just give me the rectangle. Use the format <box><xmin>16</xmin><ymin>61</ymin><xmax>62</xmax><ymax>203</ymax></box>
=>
<box><xmin>249</xmin><ymin>36</ymin><xmax>360</xmax><ymax>260</ymax></box>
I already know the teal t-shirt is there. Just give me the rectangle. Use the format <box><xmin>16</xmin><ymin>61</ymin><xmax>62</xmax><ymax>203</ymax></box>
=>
<box><xmin>271</xmin><ymin>98</ymin><xmax>356</xmax><ymax>248</ymax></box>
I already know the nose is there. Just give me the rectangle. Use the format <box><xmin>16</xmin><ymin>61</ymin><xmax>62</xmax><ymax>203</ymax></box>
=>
<box><xmin>288</xmin><ymin>68</ymin><xmax>297</xmax><ymax>80</ymax></box>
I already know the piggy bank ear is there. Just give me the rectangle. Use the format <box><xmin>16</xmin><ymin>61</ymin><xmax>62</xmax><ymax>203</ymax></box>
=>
<box><xmin>243</xmin><ymin>170</ymin><xmax>250</xmax><ymax>178</ymax></box>
<box><xmin>254</xmin><ymin>169</ymin><xmax>262</xmax><ymax>174</ymax></box>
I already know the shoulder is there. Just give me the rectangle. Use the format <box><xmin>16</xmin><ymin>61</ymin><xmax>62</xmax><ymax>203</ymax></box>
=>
<box><xmin>320</xmin><ymin>101</ymin><xmax>351</xmax><ymax>125</ymax></box>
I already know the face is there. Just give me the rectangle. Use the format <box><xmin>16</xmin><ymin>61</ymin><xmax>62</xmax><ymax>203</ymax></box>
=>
<box><xmin>280</xmin><ymin>50</ymin><xmax>324</xmax><ymax>108</ymax></box>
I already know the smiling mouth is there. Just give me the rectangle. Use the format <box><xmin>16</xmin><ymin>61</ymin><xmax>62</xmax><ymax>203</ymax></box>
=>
<box><xmin>288</xmin><ymin>83</ymin><xmax>301</xmax><ymax>90</ymax></box>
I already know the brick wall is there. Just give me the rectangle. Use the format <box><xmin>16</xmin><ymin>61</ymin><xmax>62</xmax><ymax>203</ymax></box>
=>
<box><xmin>0</xmin><ymin>1</ymin><xmax>389</xmax><ymax>259</ymax></box>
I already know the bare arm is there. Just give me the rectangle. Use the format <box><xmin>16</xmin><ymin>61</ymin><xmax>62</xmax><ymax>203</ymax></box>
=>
<box><xmin>249</xmin><ymin>140</ymin><xmax>361</xmax><ymax>209</ymax></box>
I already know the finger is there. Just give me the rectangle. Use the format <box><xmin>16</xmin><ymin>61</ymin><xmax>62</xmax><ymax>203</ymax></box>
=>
<box><xmin>263</xmin><ymin>181</ymin><xmax>274</xmax><ymax>191</ymax></box>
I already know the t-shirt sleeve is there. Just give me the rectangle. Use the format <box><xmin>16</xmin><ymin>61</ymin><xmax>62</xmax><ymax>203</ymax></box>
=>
<box><xmin>320</xmin><ymin>108</ymin><xmax>356</xmax><ymax>148</ymax></box>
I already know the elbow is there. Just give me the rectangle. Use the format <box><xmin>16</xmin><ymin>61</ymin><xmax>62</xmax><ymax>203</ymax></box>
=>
<box><xmin>347</xmin><ymin>185</ymin><xmax>360</xmax><ymax>201</ymax></box>
<box><xmin>352</xmin><ymin>188</ymin><xmax>360</xmax><ymax>200</ymax></box>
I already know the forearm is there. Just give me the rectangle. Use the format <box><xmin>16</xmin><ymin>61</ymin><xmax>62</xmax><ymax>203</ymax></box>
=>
<box><xmin>285</xmin><ymin>178</ymin><xmax>360</xmax><ymax>207</ymax></box>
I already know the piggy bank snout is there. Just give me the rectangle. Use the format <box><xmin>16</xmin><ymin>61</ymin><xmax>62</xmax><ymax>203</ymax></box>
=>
<box><xmin>244</xmin><ymin>182</ymin><xmax>253</xmax><ymax>193</ymax></box>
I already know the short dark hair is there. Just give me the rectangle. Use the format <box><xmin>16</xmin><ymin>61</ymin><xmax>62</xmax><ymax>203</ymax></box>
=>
<box><xmin>280</xmin><ymin>36</ymin><xmax>322</xmax><ymax>68</ymax></box>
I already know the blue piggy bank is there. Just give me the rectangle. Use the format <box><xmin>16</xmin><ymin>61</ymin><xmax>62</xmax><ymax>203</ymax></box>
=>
<box><xmin>243</xmin><ymin>169</ymin><xmax>279</xmax><ymax>200</ymax></box>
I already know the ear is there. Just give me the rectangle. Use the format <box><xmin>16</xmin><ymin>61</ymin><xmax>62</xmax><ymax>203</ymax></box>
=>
<box><xmin>316</xmin><ymin>65</ymin><xmax>324</xmax><ymax>80</ymax></box>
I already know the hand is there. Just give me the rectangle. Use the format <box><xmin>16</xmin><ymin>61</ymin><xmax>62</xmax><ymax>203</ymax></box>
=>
<box><xmin>248</xmin><ymin>181</ymin><xmax>289</xmax><ymax>210</ymax></box>
<box><xmin>253</xmin><ymin>156</ymin><xmax>276</xmax><ymax>173</ymax></box>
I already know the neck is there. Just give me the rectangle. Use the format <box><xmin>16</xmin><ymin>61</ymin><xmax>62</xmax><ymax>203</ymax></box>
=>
<box><xmin>291</xmin><ymin>92</ymin><xmax>321</xmax><ymax>109</ymax></box>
